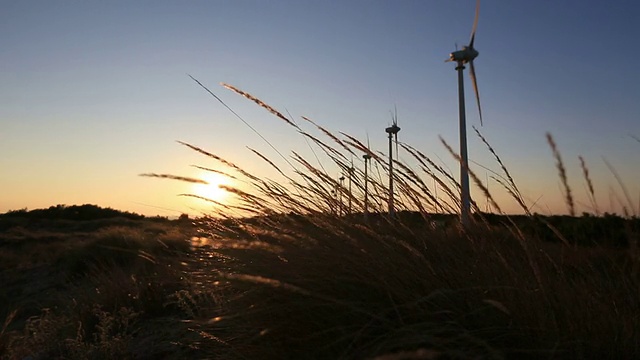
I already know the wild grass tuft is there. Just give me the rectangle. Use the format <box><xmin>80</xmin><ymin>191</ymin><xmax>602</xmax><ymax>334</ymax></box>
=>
<box><xmin>5</xmin><ymin>79</ymin><xmax>639</xmax><ymax>358</ymax></box>
<box><xmin>546</xmin><ymin>133</ymin><xmax>575</xmax><ymax>216</ymax></box>
<box><xmin>579</xmin><ymin>156</ymin><xmax>599</xmax><ymax>215</ymax></box>
<box><xmin>139</xmin><ymin>80</ymin><xmax>639</xmax><ymax>359</ymax></box>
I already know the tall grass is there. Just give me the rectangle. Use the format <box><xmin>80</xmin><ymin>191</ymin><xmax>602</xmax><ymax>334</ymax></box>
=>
<box><xmin>146</xmin><ymin>80</ymin><xmax>639</xmax><ymax>359</ymax></box>
<box><xmin>4</xmin><ymin>80</ymin><xmax>638</xmax><ymax>359</ymax></box>
<box><xmin>1</xmin><ymin>220</ymin><xmax>200</xmax><ymax>359</ymax></box>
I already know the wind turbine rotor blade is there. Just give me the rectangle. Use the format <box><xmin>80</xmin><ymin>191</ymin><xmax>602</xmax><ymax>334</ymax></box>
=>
<box><xmin>469</xmin><ymin>60</ymin><xmax>483</xmax><ymax>125</ymax></box>
<box><xmin>469</xmin><ymin>0</ymin><xmax>480</xmax><ymax>47</ymax></box>
<box><xmin>392</xmin><ymin>105</ymin><xmax>399</xmax><ymax>127</ymax></box>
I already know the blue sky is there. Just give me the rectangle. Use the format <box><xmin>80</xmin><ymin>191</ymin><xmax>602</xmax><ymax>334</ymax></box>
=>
<box><xmin>1</xmin><ymin>1</ymin><xmax>639</xmax><ymax>216</ymax></box>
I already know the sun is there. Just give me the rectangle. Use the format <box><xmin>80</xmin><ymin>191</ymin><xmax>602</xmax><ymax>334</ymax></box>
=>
<box><xmin>192</xmin><ymin>172</ymin><xmax>230</xmax><ymax>202</ymax></box>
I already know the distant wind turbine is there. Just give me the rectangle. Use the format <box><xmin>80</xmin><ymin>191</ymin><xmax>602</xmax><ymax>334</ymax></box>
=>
<box><xmin>362</xmin><ymin>135</ymin><xmax>372</xmax><ymax>219</ymax></box>
<box><xmin>385</xmin><ymin>108</ymin><xmax>401</xmax><ymax>217</ymax></box>
<box><xmin>348</xmin><ymin>158</ymin><xmax>354</xmax><ymax>215</ymax></box>
<box><xmin>339</xmin><ymin>174</ymin><xmax>345</xmax><ymax>216</ymax></box>
<box><xmin>446</xmin><ymin>0</ymin><xmax>484</xmax><ymax>226</ymax></box>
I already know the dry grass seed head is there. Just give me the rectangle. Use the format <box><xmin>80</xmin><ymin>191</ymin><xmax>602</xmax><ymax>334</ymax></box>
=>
<box><xmin>546</xmin><ymin>133</ymin><xmax>575</xmax><ymax>216</ymax></box>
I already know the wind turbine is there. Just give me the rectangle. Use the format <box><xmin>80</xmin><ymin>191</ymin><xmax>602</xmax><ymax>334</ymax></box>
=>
<box><xmin>362</xmin><ymin>135</ymin><xmax>372</xmax><ymax>219</ymax></box>
<box><xmin>385</xmin><ymin>109</ymin><xmax>401</xmax><ymax>217</ymax></box>
<box><xmin>348</xmin><ymin>158</ymin><xmax>354</xmax><ymax>215</ymax></box>
<box><xmin>339</xmin><ymin>175</ymin><xmax>345</xmax><ymax>216</ymax></box>
<box><xmin>446</xmin><ymin>0</ymin><xmax>483</xmax><ymax>227</ymax></box>
<box><xmin>485</xmin><ymin>171</ymin><xmax>491</xmax><ymax>213</ymax></box>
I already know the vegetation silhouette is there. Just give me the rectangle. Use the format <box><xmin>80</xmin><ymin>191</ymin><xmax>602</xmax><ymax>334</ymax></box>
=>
<box><xmin>1</xmin><ymin>204</ymin><xmax>145</xmax><ymax>221</ymax></box>
<box><xmin>2</xmin><ymin>82</ymin><xmax>639</xmax><ymax>358</ymax></box>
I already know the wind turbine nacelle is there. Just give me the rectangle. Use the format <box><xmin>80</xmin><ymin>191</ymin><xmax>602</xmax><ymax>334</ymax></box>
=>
<box><xmin>385</xmin><ymin>125</ymin><xmax>401</xmax><ymax>134</ymax></box>
<box><xmin>448</xmin><ymin>47</ymin><xmax>479</xmax><ymax>63</ymax></box>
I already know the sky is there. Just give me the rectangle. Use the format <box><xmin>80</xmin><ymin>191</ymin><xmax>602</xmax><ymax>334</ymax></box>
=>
<box><xmin>2</xmin><ymin>0</ymin><xmax>639</xmax><ymax>217</ymax></box>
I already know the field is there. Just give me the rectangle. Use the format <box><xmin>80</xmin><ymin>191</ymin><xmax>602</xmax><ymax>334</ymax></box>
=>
<box><xmin>1</xmin><ymin>209</ymin><xmax>638</xmax><ymax>359</ymax></box>
<box><xmin>2</xmin><ymin>88</ymin><xmax>640</xmax><ymax>359</ymax></box>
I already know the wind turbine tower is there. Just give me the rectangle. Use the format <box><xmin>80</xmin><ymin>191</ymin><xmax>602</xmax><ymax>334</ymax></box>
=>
<box><xmin>385</xmin><ymin>116</ymin><xmax>401</xmax><ymax>217</ymax></box>
<box><xmin>362</xmin><ymin>150</ymin><xmax>372</xmax><ymax>219</ymax></box>
<box><xmin>339</xmin><ymin>175</ymin><xmax>345</xmax><ymax>216</ymax></box>
<box><xmin>446</xmin><ymin>0</ymin><xmax>484</xmax><ymax>227</ymax></box>
<box><xmin>348</xmin><ymin>161</ymin><xmax>354</xmax><ymax>215</ymax></box>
